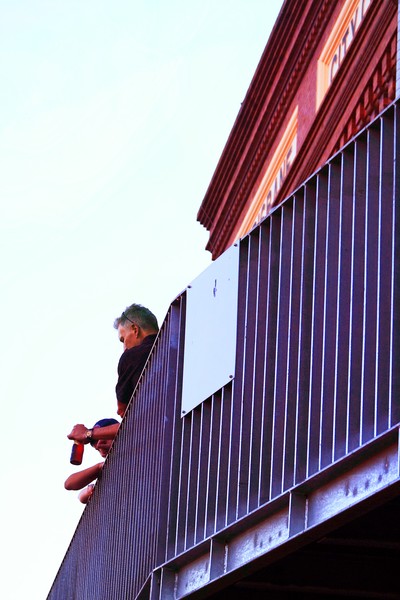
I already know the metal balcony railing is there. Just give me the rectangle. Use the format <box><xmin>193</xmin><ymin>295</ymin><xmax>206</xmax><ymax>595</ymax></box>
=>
<box><xmin>47</xmin><ymin>99</ymin><xmax>400</xmax><ymax>600</ymax></box>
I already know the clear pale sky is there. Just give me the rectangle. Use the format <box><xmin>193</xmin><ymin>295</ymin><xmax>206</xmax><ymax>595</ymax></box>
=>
<box><xmin>0</xmin><ymin>2</ymin><xmax>283</xmax><ymax>597</ymax></box>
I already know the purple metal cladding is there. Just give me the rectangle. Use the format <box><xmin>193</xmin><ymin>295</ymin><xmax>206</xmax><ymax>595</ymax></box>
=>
<box><xmin>48</xmin><ymin>101</ymin><xmax>400</xmax><ymax>600</ymax></box>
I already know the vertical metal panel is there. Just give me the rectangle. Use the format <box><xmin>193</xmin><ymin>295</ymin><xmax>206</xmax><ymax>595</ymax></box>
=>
<box><xmin>308</xmin><ymin>167</ymin><xmax>329</xmax><ymax>477</ymax></box>
<box><xmin>248</xmin><ymin>224</ymin><xmax>270</xmax><ymax>511</ymax></box>
<box><xmin>376</xmin><ymin>108</ymin><xmax>395</xmax><ymax>434</ymax></box>
<box><xmin>362</xmin><ymin>121</ymin><xmax>381</xmax><ymax>442</ymax></box>
<box><xmin>194</xmin><ymin>400</ymin><xmax>211</xmax><ymax>544</ymax></box>
<box><xmin>152</xmin><ymin>302</ymin><xmax>184</xmax><ymax>569</ymax></box>
<box><xmin>271</xmin><ymin>200</ymin><xmax>292</xmax><ymax>496</ymax></box>
<box><xmin>334</xmin><ymin>145</ymin><xmax>354</xmax><ymax>461</ymax></box>
<box><xmin>204</xmin><ymin>392</ymin><xmax>222</xmax><ymax>537</ymax></box>
<box><xmin>225</xmin><ymin>238</ymin><xmax>249</xmax><ymax>524</ymax></box>
<box><xmin>176</xmin><ymin>409</ymin><xmax>192</xmax><ymax>555</ymax></box>
<box><xmin>259</xmin><ymin>212</ymin><xmax>281</xmax><ymax>503</ymax></box>
<box><xmin>163</xmin><ymin>298</ymin><xmax>186</xmax><ymax>564</ymax></box>
<box><xmin>283</xmin><ymin>190</ymin><xmax>305</xmax><ymax>491</ymax></box>
<box><xmin>185</xmin><ymin>406</ymin><xmax>201</xmax><ymax>550</ymax></box>
<box><xmin>348</xmin><ymin>131</ymin><xmax>367</xmax><ymax>452</ymax></box>
<box><xmin>295</xmin><ymin>181</ymin><xmax>315</xmax><ymax>483</ymax></box>
<box><xmin>214</xmin><ymin>382</ymin><xmax>233</xmax><ymax>532</ymax></box>
<box><xmin>320</xmin><ymin>157</ymin><xmax>341</xmax><ymax>469</ymax></box>
<box><xmin>237</xmin><ymin>230</ymin><xmax>257</xmax><ymax>518</ymax></box>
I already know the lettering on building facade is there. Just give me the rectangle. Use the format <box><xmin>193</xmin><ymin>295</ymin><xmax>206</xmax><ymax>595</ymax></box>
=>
<box><xmin>236</xmin><ymin>108</ymin><xmax>298</xmax><ymax>241</ymax></box>
<box><xmin>253</xmin><ymin>142</ymin><xmax>296</xmax><ymax>226</ymax></box>
<box><xmin>317</xmin><ymin>0</ymin><xmax>373</xmax><ymax>107</ymax></box>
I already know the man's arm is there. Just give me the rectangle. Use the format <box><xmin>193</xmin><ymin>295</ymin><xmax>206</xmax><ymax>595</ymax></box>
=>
<box><xmin>67</xmin><ymin>423</ymin><xmax>120</xmax><ymax>444</ymax></box>
<box><xmin>64</xmin><ymin>462</ymin><xmax>104</xmax><ymax>491</ymax></box>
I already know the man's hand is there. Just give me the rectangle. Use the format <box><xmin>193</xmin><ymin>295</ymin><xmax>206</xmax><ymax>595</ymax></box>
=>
<box><xmin>67</xmin><ymin>424</ymin><xmax>91</xmax><ymax>444</ymax></box>
<box><xmin>78</xmin><ymin>484</ymin><xmax>95</xmax><ymax>504</ymax></box>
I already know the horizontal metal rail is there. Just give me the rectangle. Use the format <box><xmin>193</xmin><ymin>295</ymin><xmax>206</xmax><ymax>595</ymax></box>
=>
<box><xmin>47</xmin><ymin>100</ymin><xmax>400</xmax><ymax>600</ymax></box>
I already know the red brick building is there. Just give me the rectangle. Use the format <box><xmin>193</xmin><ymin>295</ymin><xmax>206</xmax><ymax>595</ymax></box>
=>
<box><xmin>198</xmin><ymin>0</ymin><xmax>397</xmax><ymax>259</ymax></box>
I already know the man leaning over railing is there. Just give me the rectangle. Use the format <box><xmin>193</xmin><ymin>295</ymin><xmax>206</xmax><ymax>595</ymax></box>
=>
<box><xmin>65</xmin><ymin>418</ymin><xmax>119</xmax><ymax>503</ymax></box>
<box><xmin>67</xmin><ymin>303</ymin><xmax>159</xmax><ymax>446</ymax></box>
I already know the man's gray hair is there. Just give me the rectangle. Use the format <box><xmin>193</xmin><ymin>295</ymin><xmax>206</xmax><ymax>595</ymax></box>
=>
<box><xmin>113</xmin><ymin>303</ymin><xmax>159</xmax><ymax>332</ymax></box>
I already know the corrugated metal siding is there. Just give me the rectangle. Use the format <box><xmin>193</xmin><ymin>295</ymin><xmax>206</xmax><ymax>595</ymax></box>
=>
<box><xmin>47</xmin><ymin>101</ymin><xmax>400</xmax><ymax>600</ymax></box>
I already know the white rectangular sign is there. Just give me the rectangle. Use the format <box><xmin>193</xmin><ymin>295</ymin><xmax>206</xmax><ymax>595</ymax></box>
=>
<box><xmin>181</xmin><ymin>244</ymin><xmax>239</xmax><ymax>416</ymax></box>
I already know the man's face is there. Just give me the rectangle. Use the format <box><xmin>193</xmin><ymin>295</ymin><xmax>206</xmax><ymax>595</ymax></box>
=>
<box><xmin>93</xmin><ymin>439</ymin><xmax>112</xmax><ymax>458</ymax></box>
<box><xmin>117</xmin><ymin>323</ymin><xmax>139</xmax><ymax>351</ymax></box>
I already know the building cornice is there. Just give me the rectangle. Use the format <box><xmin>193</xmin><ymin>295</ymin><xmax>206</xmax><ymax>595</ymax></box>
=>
<box><xmin>198</xmin><ymin>0</ymin><xmax>335</xmax><ymax>258</ymax></box>
<box><xmin>278</xmin><ymin>0</ymin><xmax>397</xmax><ymax>205</ymax></box>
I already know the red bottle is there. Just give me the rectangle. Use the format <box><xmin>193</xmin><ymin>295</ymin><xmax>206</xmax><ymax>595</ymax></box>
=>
<box><xmin>70</xmin><ymin>442</ymin><xmax>84</xmax><ymax>465</ymax></box>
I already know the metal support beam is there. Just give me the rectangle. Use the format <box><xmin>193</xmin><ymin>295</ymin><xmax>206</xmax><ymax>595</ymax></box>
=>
<box><xmin>150</xmin><ymin>428</ymin><xmax>400</xmax><ymax>599</ymax></box>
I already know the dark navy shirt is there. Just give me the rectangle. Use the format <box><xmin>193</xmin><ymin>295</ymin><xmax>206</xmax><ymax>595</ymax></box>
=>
<box><xmin>115</xmin><ymin>334</ymin><xmax>157</xmax><ymax>406</ymax></box>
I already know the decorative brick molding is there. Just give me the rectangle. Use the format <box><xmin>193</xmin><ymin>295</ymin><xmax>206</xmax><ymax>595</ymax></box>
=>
<box><xmin>333</xmin><ymin>33</ymin><xmax>396</xmax><ymax>152</ymax></box>
<box><xmin>198</xmin><ymin>0</ymin><xmax>334</xmax><ymax>259</ymax></box>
